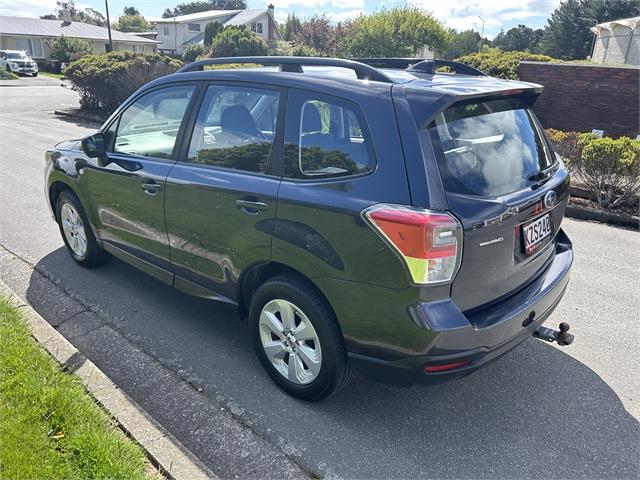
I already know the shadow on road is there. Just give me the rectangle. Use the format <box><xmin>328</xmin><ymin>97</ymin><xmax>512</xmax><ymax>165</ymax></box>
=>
<box><xmin>27</xmin><ymin>248</ymin><xmax>640</xmax><ymax>479</ymax></box>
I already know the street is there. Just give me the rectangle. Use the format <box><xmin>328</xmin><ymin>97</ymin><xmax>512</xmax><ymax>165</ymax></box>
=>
<box><xmin>1</xmin><ymin>78</ymin><xmax>638</xmax><ymax>479</ymax></box>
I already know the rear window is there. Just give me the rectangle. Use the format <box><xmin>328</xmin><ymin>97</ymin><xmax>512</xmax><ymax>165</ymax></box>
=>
<box><xmin>427</xmin><ymin>98</ymin><xmax>554</xmax><ymax>197</ymax></box>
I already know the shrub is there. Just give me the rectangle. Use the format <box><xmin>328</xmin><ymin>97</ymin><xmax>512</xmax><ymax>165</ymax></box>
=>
<box><xmin>204</xmin><ymin>21</ymin><xmax>224</xmax><ymax>46</ymax></box>
<box><xmin>48</xmin><ymin>35</ymin><xmax>93</xmax><ymax>63</ymax></box>
<box><xmin>64</xmin><ymin>51</ymin><xmax>182</xmax><ymax>113</ymax></box>
<box><xmin>182</xmin><ymin>43</ymin><xmax>206</xmax><ymax>63</ymax></box>
<box><xmin>267</xmin><ymin>40</ymin><xmax>320</xmax><ymax>57</ymax></box>
<box><xmin>578</xmin><ymin>136</ymin><xmax>640</xmax><ymax>209</ymax></box>
<box><xmin>210</xmin><ymin>26</ymin><xmax>267</xmax><ymax>57</ymax></box>
<box><xmin>545</xmin><ymin>129</ymin><xmax>583</xmax><ymax>171</ymax></box>
<box><xmin>0</xmin><ymin>69</ymin><xmax>18</xmax><ymax>80</ymax></box>
<box><xmin>455</xmin><ymin>50</ymin><xmax>557</xmax><ymax>79</ymax></box>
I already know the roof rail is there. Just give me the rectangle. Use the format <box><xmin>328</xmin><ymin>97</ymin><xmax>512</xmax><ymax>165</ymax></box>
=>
<box><xmin>353</xmin><ymin>58</ymin><xmax>425</xmax><ymax>69</ymax></box>
<box><xmin>407</xmin><ymin>59</ymin><xmax>487</xmax><ymax>76</ymax></box>
<box><xmin>176</xmin><ymin>56</ymin><xmax>395</xmax><ymax>83</ymax></box>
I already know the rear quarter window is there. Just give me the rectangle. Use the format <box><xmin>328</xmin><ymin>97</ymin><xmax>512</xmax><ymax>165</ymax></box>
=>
<box><xmin>283</xmin><ymin>91</ymin><xmax>376</xmax><ymax>180</ymax></box>
<box><xmin>428</xmin><ymin>97</ymin><xmax>554</xmax><ymax>197</ymax></box>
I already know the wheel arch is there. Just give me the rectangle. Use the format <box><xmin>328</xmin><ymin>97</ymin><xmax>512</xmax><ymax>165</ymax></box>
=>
<box><xmin>49</xmin><ymin>180</ymin><xmax>78</xmax><ymax>221</ymax></box>
<box><xmin>237</xmin><ymin>262</ymin><xmax>341</xmax><ymax>332</ymax></box>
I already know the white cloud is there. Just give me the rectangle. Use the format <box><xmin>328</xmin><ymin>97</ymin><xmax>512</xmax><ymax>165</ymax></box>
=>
<box><xmin>410</xmin><ymin>0</ymin><xmax>560</xmax><ymax>33</ymax></box>
<box><xmin>325</xmin><ymin>8</ymin><xmax>363</xmax><ymax>22</ymax></box>
<box><xmin>0</xmin><ymin>0</ymin><xmax>56</xmax><ymax>17</ymax></box>
<box><xmin>0</xmin><ymin>0</ymin><xmax>95</xmax><ymax>18</ymax></box>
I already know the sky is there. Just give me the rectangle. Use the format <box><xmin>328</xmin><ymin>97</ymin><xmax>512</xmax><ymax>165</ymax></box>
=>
<box><xmin>0</xmin><ymin>0</ymin><xmax>562</xmax><ymax>39</ymax></box>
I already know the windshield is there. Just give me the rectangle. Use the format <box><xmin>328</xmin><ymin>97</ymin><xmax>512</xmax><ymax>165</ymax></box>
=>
<box><xmin>428</xmin><ymin>97</ymin><xmax>554</xmax><ymax>197</ymax></box>
<box><xmin>6</xmin><ymin>52</ymin><xmax>27</xmax><ymax>59</ymax></box>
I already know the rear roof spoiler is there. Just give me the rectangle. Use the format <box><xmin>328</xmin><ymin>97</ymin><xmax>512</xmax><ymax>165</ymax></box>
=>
<box><xmin>355</xmin><ymin>58</ymin><xmax>487</xmax><ymax>76</ymax></box>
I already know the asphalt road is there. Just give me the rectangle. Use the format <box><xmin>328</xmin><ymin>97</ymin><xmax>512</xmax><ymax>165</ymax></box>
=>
<box><xmin>1</xmin><ymin>78</ymin><xmax>639</xmax><ymax>479</ymax></box>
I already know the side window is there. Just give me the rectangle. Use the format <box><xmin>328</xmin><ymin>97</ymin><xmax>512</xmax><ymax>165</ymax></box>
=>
<box><xmin>112</xmin><ymin>85</ymin><xmax>195</xmax><ymax>159</ymax></box>
<box><xmin>284</xmin><ymin>93</ymin><xmax>375</xmax><ymax>180</ymax></box>
<box><xmin>186</xmin><ymin>84</ymin><xmax>280</xmax><ymax>174</ymax></box>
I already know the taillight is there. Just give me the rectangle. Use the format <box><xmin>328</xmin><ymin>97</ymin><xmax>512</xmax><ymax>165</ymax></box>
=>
<box><xmin>363</xmin><ymin>204</ymin><xmax>462</xmax><ymax>285</ymax></box>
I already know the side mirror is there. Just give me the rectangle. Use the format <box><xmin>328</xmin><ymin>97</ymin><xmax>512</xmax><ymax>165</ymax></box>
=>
<box><xmin>81</xmin><ymin>133</ymin><xmax>107</xmax><ymax>161</ymax></box>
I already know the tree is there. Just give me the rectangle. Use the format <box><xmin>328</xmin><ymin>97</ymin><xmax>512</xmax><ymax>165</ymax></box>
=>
<box><xmin>282</xmin><ymin>12</ymin><xmax>302</xmax><ymax>41</ymax></box>
<box><xmin>123</xmin><ymin>6</ymin><xmax>140</xmax><ymax>16</ymax></box>
<box><xmin>291</xmin><ymin>14</ymin><xmax>350</xmax><ymax>56</ymax></box>
<box><xmin>113</xmin><ymin>6</ymin><xmax>150</xmax><ymax>33</ymax></box>
<box><xmin>492</xmin><ymin>24</ymin><xmax>543</xmax><ymax>52</ymax></box>
<box><xmin>162</xmin><ymin>0</ymin><xmax>247</xmax><ymax>18</ymax></box>
<box><xmin>439</xmin><ymin>29</ymin><xmax>480</xmax><ymax>60</ymax></box>
<box><xmin>40</xmin><ymin>14</ymin><xmax>57</xmax><ymax>20</ymax></box>
<box><xmin>344</xmin><ymin>7</ymin><xmax>449</xmax><ymax>58</ymax></box>
<box><xmin>48</xmin><ymin>35</ymin><xmax>93</xmax><ymax>63</ymax></box>
<box><xmin>210</xmin><ymin>25</ymin><xmax>267</xmax><ymax>57</ymax></box>
<box><xmin>204</xmin><ymin>21</ymin><xmax>224</xmax><ymax>45</ymax></box>
<box><xmin>539</xmin><ymin>0</ymin><xmax>640</xmax><ymax>59</ymax></box>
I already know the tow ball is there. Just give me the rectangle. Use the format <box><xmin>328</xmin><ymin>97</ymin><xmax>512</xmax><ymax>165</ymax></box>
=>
<box><xmin>533</xmin><ymin>322</ymin><xmax>574</xmax><ymax>346</ymax></box>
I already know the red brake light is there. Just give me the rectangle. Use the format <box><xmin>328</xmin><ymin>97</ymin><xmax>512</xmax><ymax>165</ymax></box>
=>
<box><xmin>363</xmin><ymin>204</ymin><xmax>462</xmax><ymax>285</ymax></box>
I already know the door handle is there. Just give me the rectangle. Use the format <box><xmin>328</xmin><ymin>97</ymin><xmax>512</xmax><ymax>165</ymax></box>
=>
<box><xmin>141</xmin><ymin>180</ymin><xmax>162</xmax><ymax>195</ymax></box>
<box><xmin>236</xmin><ymin>199</ymin><xmax>269</xmax><ymax>213</ymax></box>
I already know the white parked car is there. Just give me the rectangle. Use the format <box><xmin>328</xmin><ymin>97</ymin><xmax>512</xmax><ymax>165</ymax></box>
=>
<box><xmin>0</xmin><ymin>50</ymin><xmax>38</xmax><ymax>76</ymax></box>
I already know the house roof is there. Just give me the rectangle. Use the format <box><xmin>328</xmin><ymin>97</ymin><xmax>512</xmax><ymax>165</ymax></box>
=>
<box><xmin>154</xmin><ymin>10</ymin><xmax>241</xmax><ymax>24</ymax></box>
<box><xmin>590</xmin><ymin>16</ymin><xmax>640</xmax><ymax>34</ymax></box>
<box><xmin>223</xmin><ymin>9</ymin><xmax>267</xmax><ymax>27</ymax></box>
<box><xmin>0</xmin><ymin>16</ymin><xmax>159</xmax><ymax>43</ymax></box>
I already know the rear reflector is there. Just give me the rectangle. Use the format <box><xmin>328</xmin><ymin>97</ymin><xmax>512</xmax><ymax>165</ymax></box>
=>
<box><xmin>363</xmin><ymin>204</ymin><xmax>462</xmax><ymax>285</ymax></box>
<box><xmin>424</xmin><ymin>360</ymin><xmax>471</xmax><ymax>373</ymax></box>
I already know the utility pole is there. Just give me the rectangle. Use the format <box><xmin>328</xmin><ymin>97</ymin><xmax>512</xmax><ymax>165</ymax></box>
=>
<box><xmin>105</xmin><ymin>0</ymin><xmax>113</xmax><ymax>52</ymax></box>
<box><xmin>478</xmin><ymin>16</ymin><xmax>485</xmax><ymax>52</ymax></box>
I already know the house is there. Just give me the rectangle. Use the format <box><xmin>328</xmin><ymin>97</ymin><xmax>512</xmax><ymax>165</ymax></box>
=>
<box><xmin>0</xmin><ymin>15</ymin><xmax>159</xmax><ymax>63</ymax></box>
<box><xmin>590</xmin><ymin>16</ymin><xmax>640</xmax><ymax>66</ymax></box>
<box><xmin>155</xmin><ymin>5</ymin><xmax>281</xmax><ymax>55</ymax></box>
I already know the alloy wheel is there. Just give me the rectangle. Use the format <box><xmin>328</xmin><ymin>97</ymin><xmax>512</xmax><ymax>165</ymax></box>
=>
<box><xmin>60</xmin><ymin>202</ymin><xmax>87</xmax><ymax>258</ymax></box>
<box><xmin>258</xmin><ymin>299</ymin><xmax>322</xmax><ymax>385</ymax></box>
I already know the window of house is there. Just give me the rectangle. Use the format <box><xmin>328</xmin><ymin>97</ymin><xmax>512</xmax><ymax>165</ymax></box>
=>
<box><xmin>186</xmin><ymin>85</ymin><xmax>280</xmax><ymax>174</ymax></box>
<box><xmin>112</xmin><ymin>85</ymin><xmax>196</xmax><ymax>159</ymax></box>
<box><xmin>163</xmin><ymin>26</ymin><xmax>170</xmax><ymax>35</ymax></box>
<box><xmin>15</xmin><ymin>38</ymin><xmax>44</xmax><ymax>58</ymax></box>
<box><xmin>188</xmin><ymin>23</ymin><xmax>201</xmax><ymax>32</ymax></box>
<box><xmin>283</xmin><ymin>92</ymin><xmax>375</xmax><ymax>179</ymax></box>
<box><xmin>250</xmin><ymin>22</ymin><xmax>263</xmax><ymax>33</ymax></box>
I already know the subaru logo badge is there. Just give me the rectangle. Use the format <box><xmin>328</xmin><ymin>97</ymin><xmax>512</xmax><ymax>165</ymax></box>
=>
<box><xmin>544</xmin><ymin>191</ymin><xmax>557</xmax><ymax>209</ymax></box>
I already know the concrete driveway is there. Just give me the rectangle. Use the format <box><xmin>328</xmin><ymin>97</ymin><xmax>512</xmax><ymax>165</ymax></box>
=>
<box><xmin>1</xmin><ymin>83</ymin><xmax>638</xmax><ymax>479</ymax></box>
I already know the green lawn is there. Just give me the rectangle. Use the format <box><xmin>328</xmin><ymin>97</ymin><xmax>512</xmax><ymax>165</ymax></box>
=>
<box><xmin>38</xmin><ymin>71</ymin><xmax>65</xmax><ymax>79</ymax></box>
<box><xmin>0</xmin><ymin>298</ymin><xmax>152</xmax><ymax>480</ymax></box>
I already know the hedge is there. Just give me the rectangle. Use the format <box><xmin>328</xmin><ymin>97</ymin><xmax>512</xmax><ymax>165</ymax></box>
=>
<box><xmin>546</xmin><ymin>129</ymin><xmax>640</xmax><ymax>210</ymax></box>
<box><xmin>455</xmin><ymin>50</ymin><xmax>557</xmax><ymax>79</ymax></box>
<box><xmin>64</xmin><ymin>51</ymin><xmax>182</xmax><ymax>114</ymax></box>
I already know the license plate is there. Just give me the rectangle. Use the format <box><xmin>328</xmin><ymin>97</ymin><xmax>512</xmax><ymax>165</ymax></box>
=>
<box><xmin>523</xmin><ymin>213</ymin><xmax>552</xmax><ymax>254</ymax></box>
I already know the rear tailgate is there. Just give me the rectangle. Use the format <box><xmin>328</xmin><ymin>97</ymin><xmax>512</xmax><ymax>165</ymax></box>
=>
<box><xmin>425</xmin><ymin>93</ymin><xmax>570</xmax><ymax>313</ymax></box>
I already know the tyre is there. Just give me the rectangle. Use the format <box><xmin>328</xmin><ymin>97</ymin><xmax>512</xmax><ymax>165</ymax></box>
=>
<box><xmin>33</xmin><ymin>72</ymin><xmax>38</xmax><ymax>77</ymax></box>
<box><xmin>56</xmin><ymin>190</ymin><xmax>110</xmax><ymax>268</ymax></box>
<box><xmin>249</xmin><ymin>275</ymin><xmax>352</xmax><ymax>401</ymax></box>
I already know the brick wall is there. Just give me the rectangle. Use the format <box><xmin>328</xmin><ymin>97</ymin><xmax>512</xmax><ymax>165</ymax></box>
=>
<box><xmin>518</xmin><ymin>61</ymin><xmax>640</xmax><ymax>138</ymax></box>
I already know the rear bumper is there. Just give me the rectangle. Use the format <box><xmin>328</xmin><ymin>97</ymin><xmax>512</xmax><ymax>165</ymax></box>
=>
<box><xmin>347</xmin><ymin>229</ymin><xmax>573</xmax><ymax>385</ymax></box>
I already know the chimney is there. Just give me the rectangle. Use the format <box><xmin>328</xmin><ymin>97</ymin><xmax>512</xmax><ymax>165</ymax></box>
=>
<box><xmin>268</xmin><ymin>3</ymin><xmax>274</xmax><ymax>18</ymax></box>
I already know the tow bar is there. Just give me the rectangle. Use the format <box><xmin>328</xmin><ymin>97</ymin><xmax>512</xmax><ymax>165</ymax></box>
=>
<box><xmin>533</xmin><ymin>322</ymin><xmax>574</xmax><ymax>346</ymax></box>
